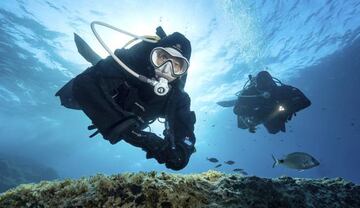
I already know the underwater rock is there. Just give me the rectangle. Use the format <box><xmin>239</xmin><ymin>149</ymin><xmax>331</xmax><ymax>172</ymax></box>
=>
<box><xmin>0</xmin><ymin>154</ymin><xmax>59</xmax><ymax>193</ymax></box>
<box><xmin>0</xmin><ymin>170</ymin><xmax>359</xmax><ymax>208</ymax></box>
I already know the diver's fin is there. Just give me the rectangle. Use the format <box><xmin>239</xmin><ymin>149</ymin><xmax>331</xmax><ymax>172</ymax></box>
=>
<box><xmin>272</xmin><ymin>154</ymin><xmax>278</xmax><ymax>168</ymax></box>
<box><xmin>216</xmin><ymin>99</ymin><xmax>237</xmax><ymax>107</ymax></box>
<box><xmin>74</xmin><ymin>33</ymin><xmax>102</xmax><ymax>66</ymax></box>
<box><xmin>88</xmin><ymin>124</ymin><xmax>97</xmax><ymax>130</ymax></box>
<box><xmin>89</xmin><ymin>130</ymin><xmax>100</xmax><ymax>138</ymax></box>
<box><xmin>156</xmin><ymin>26</ymin><xmax>167</xmax><ymax>39</ymax></box>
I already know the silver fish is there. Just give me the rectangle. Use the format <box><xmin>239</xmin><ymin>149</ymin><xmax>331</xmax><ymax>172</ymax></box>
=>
<box><xmin>272</xmin><ymin>152</ymin><xmax>320</xmax><ymax>170</ymax></box>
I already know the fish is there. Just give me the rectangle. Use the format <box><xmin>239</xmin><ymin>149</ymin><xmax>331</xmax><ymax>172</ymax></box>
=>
<box><xmin>224</xmin><ymin>160</ymin><xmax>235</xmax><ymax>165</ymax></box>
<box><xmin>206</xmin><ymin>157</ymin><xmax>219</xmax><ymax>163</ymax></box>
<box><xmin>233</xmin><ymin>169</ymin><xmax>248</xmax><ymax>175</ymax></box>
<box><xmin>215</xmin><ymin>164</ymin><xmax>222</xmax><ymax>168</ymax></box>
<box><xmin>272</xmin><ymin>152</ymin><xmax>320</xmax><ymax>170</ymax></box>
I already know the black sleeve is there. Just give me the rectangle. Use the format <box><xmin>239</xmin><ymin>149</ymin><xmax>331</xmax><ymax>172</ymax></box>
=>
<box><xmin>68</xmin><ymin>43</ymin><xmax>154</xmax><ymax>139</ymax></box>
<box><xmin>172</xmin><ymin>91</ymin><xmax>196</xmax><ymax>145</ymax></box>
<box><xmin>163</xmin><ymin>91</ymin><xmax>196</xmax><ymax>171</ymax></box>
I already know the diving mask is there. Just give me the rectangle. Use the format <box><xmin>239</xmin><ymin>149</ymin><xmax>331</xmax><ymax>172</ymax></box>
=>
<box><xmin>150</xmin><ymin>47</ymin><xmax>189</xmax><ymax>82</ymax></box>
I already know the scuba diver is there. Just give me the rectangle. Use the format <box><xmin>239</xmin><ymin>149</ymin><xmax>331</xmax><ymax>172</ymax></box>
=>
<box><xmin>55</xmin><ymin>22</ymin><xmax>196</xmax><ymax>171</ymax></box>
<box><xmin>217</xmin><ymin>70</ymin><xmax>311</xmax><ymax>134</ymax></box>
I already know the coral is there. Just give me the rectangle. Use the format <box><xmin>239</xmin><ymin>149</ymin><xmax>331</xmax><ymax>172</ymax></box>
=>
<box><xmin>0</xmin><ymin>171</ymin><xmax>359</xmax><ymax>208</ymax></box>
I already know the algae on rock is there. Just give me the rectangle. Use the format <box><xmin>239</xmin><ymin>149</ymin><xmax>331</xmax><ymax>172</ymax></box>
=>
<box><xmin>0</xmin><ymin>170</ymin><xmax>359</xmax><ymax>208</ymax></box>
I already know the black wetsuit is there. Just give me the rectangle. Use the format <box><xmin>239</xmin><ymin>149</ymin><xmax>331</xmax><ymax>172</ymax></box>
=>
<box><xmin>234</xmin><ymin>71</ymin><xmax>311</xmax><ymax>134</ymax></box>
<box><xmin>56</xmin><ymin>33</ymin><xmax>196</xmax><ymax>170</ymax></box>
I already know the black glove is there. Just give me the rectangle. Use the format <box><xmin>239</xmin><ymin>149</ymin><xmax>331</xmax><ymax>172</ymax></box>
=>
<box><xmin>143</xmin><ymin>136</ymin><xmax>195</xmax><ymax>170</ymax></box>
<box><xmin>164</xmin><ymin>137</ymin><xmax>195</xmax><ymax>170</ymax></box>
<box><xmin>123</xmin><ymin>130</ymin><xmax>195</xmax><ymax>170</ymax></box>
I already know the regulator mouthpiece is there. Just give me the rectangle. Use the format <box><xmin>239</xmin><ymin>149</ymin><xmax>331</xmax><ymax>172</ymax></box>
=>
<box><xmin>90</xmin><ymin>21</ymin><xmax>171</xmax><ymax>97</ymax></box>
<box><xmin>154</xmin><ymin>77</ymin><xmax>170</xmax><ymax>96</ymax></box>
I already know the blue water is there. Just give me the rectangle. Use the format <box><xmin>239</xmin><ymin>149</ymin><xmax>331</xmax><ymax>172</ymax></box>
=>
<box><xmin>0</xmin><ymin>0</ymin><xmax>359</xmax><ymax>184</ymax></box>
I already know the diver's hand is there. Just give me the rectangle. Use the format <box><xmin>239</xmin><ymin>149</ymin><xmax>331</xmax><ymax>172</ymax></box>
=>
<box><xmin>141</xmin><ymin>133</ymin><xmax>169</xmax><ymax>163</ymax></box>
<box><xmin>164</xmin><ymin>137</ymin><xmax>195</xmax><ymax>170</ymax></box>
<box><xmin>165</xmin><ymin>150</ymin><xmax>183</xmax><ymax>169</ymax></box>
<box><xmin>142</xmin><ymin>134</ymin><xmax>195</xmax><ymax>170</ymax></box>
<box><xmin>145</xmin><ymin>139</ymin><xmax>188</xmax><ymax>170</ymax></box>
<box><xmin>145</xmin><ymin>142</ymin><xmax>169</xmax><ymax>164</ymax></box>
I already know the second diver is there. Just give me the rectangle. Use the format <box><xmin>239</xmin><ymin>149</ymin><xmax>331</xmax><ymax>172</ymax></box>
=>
<box><xmin>218</xmin><ymin>71</ymin><xmax>311</xmax><ymax>134</ymax></box>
